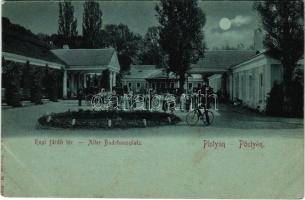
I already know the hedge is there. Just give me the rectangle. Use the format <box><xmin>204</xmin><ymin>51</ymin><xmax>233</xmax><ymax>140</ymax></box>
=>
<box><xmin>38</xmin><ymin>110</ymin><xmax>181</xmax><ymax>129</ymax></box>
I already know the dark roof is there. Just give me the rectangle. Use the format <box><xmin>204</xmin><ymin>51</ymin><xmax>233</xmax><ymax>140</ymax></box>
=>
<box><xmin>189</xmin><ymin>50</ymin><xmax>257</xmax><ymax>73</ymax></box>
<box><xmin>51</xmin><ymin>48</ymin><xmax>115</xmax><ymax>66</ymax></box>
<box><xmin>130</xmin><ymin>65</ymin><xmax>157</xmax><ymax>71</ymax></box>
<box><xmin>123</xmin><ymin>65</ymin><xmax>160</xmax><ymax>79</ymax></box>
<box><xmin>2</xmin><ymin>17</ymin><xmax>64</xmax><ymax>65</ymax></box>
<box><xmin>147</xmin><ymin>70</ymin><xmax>176</xmax><ymax>80</ymax></box>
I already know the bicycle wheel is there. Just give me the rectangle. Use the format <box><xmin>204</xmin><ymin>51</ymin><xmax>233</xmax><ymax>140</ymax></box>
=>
<box><xmin>91</xmin><ymin>95</ymin><xmax>102</xmax><ymax>110</ymax></box>
<box><xmin>202</xmin><ymin>110</ymin><xmax>214</xmax><ymax>125</ymax></box>
<box><xmin>186</xmin><ymin>110</ymin><xmax>199</xmax><ymax>126</ymax></box>
<box><xmin>85</xmin><ymin>94</ymin><xmax>93</xmax><ymax>106</ymax></box>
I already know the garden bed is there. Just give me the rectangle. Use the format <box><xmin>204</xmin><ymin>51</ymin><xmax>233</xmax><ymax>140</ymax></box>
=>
<box><xmin>38</xmin><ymin>110</ymin><xmax>181</xmax><ymax>129</ymax></box>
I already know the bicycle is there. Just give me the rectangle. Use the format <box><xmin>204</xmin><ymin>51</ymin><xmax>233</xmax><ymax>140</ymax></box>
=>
<box><xmin>186</xmin><ymin>104</ymin><xmax>214</xmax><ymax>126</ymax></box>
<box><xmin>85</xmin><ymin>93</ymin><xmax>94</xmax><ymax>106</ymax></box>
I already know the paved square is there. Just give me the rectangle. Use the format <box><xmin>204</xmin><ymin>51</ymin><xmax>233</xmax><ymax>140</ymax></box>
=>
<box><xmin>1</xmin><ymin>101</ymin><xmax>304</xmax><ymax>198</ymax></box>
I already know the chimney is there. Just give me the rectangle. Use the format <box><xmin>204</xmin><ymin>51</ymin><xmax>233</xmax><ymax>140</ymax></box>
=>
<box><xmin>63</xmin><ymin>44</ymin><xmax>69</xmax><ymax>49</ymax></box>
<box><xmin>254</xmin><ymin>28</ymin><xmax>264</xmax><ymax>52</ymax></box>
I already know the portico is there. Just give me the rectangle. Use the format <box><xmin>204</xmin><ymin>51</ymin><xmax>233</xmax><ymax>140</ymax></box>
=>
<box><xmin>52</xmin><ymin>48</ymin><xmax>120</xmax><ymax>98</ymax></box>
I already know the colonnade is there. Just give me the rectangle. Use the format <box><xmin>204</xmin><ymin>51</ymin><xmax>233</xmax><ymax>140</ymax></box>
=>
<box><xmin>62</xmin><ymin>70</ymin><xmax>117</xmax><ymax>98</ymax></box>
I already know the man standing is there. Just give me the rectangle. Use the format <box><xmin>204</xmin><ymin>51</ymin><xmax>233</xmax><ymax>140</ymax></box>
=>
<box><xmin>77</xmin><ymin>87</ymin><xmax>84</xmax><ymax>106</ymax></box>
<box><xmin>200</xmin><ymin>84</ymin><xmax>211</xmax><ymax>125</ymax></box>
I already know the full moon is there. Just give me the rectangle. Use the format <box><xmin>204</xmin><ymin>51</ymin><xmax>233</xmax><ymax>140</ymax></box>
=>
<box><xmin>219</xmin><ymin>18</ymin><xmax>231</xmax><ymax>30</ymax></box>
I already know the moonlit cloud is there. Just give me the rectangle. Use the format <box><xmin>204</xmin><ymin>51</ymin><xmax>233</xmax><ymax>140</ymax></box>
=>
<box><xmin>204</xmin><ymin>14</ymin><xmax>257</xmax><ymax>49</ymax></box>
<box><xmin>206</xmin><ymin>29</ymin><xmax>254</xmax><ymax>49</ymax></box>
<box><xmin>230</xmin><ymin>15</ymin><xmax>253</xmax><ymax>27</ymax></box>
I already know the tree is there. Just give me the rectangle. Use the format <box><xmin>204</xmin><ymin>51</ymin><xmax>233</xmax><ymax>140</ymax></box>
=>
<box><xmin>266</xmin><ymin>81</ymin><xmax>284</xmax><ymax>116</ymax></box>
<box><xmin>82</xmin><ymin>0</ymin><xmax>103</xmax><ymax>48</ymax></box>
<box><xmin>21</xmin><ymin>61</ymin><xmax>31</xmax><ymax>99</ymax></box>
<box><xmin>255</xmin><ymin>0</ymin><xmax>304</xmax><ymax>114</ymax></box>
<box><xmin>103</xmin><ymin>24</ymin><xmax>143</xmax><ymax>71</ymax></box>
<box><xmin>140</xmin><ymin>26</ymin><xmax>164</xmax><ymax>66</ymax></box>
<box><xmin>45</xmin><ymin>34</ymin><xmax>61</xmax><ymax>48</ymax></box>
<box><xmin>44</xmin><ymin>68</ymin><xmax>59</xmax><ymax>102</ymax></box>
<box><xmin>30</xmin><ymin>68</ymin><xmax>43</xmax><ymax>104</ymax></box>
<box><xmin>58</xmin><ymin>0</ymin><xmax>78</xmax><ymax>47</ymax></box>
<box><xmin>156</xmin><ymin>0</ymin><xmax>206</xmax><ymax>94</ymax></box>
<box><xmin>37</xmin><ymin>33</ymin><xmax>54</xmax><ymax>47</ymax></box>
<box><xmin>3</xmin><ymin>59</ymin><xmax>22</xmax><ymax>107</ymax></box>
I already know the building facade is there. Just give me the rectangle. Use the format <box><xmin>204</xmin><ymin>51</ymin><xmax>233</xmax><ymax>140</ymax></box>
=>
<box><xmin>188</xmin><ymin>50</ymin><xmax>256</xmax><ymax>93</ymax></box>
<box><xmin>51</xmin><ymin>48</ymin><xmax>120</xmax><ymax>98</ymax></box>
<box><xmin>3</xmin><ymin>18</ymin><xmax>303</xmax><ymax>112</ymax></box>
<box><xmin>229</xmin><ymin>52</ymin><xmax>282</xmax><ymax>110</ymax></box>
<box><xmin>122</xmin><ymin>65</ymin><xmax>160</xmax><ymax>93</ymax></box>
<box><xmin>122</xmin><ymin>65</ymin><xmax>179</xmax><ymax>93</ymax></box>
<box><xmin>231</xmin><ymin>54</ymin><xmax>304</xmax><ymax>111</ymax></box>
<box><xmin>2</xmin><ymin>17</ymin><xmax>120</xmax><ymax>102</ymax></box>
<box><xmin>208</xmin><ymin>52</ymin><xmax>304</xmax><ymax>111</ymax></box>
<box><xmin>122</xmin><ymin>51</ymin><xmax>257</xmax><ymax>94</ymax></box>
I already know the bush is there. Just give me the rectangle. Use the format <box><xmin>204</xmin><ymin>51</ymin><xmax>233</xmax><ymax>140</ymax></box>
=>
<box><xmin>48</xmin><ymin>72</ymin><xmax>58</xmax><ymax>102</ymax></box>
<box><xmin>288</xmin><ymin>80</ymin><xmax>303</xmax><ymax>117</ymax></box>
<box><xmin>21</xmin><ymin>62</ymin><xmax>31</xmax><ymax>100</ymax></box>
<box><xmin>5</xmin><ymin>81</ymin><xmax>22</xmax><ymax>107</ymax></box>
<box><xmin>30</xmin><ymin>71</ymin><xmax>43</xmax><ymax>104</ymax></box>
<box><xmin>266</xmin><ymin>81</ymin><xmax>303</xmax><ymax>117</ymax></box>
<box><xmin>4</xmin><ymin>64</ymin><xmax>22</xmax><ymax>107</ymax></box>
<box><xmin>43</xmin><ymin>69</ymin><xmax>58</xmax><ymax>102</ymax></box>
<box><xmin>38</xmin><ymin>110</ymin><xmax>181</xmax><ymax>129</ymax></box>
<box><xmin>266</xmin><ymin>82</ymin><xmax>284</xmax><ymax>116</ymax></box>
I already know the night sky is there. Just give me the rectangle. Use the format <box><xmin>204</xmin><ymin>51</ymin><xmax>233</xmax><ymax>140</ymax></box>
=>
<box><xmin>2</xmin><ymin>1</ymin><xmax>261</xmax><ymax>49</ymax></box>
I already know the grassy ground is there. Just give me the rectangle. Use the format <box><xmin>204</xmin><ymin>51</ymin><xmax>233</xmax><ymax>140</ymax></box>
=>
<box><xmin>1</xmin><ymin>100</ymin><xmax>304</xmax><ymax>198</ymax></box>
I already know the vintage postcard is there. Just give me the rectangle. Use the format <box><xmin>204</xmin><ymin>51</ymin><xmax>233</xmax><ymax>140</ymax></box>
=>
<box><xmin>1</xmin><ymin>0</ymin><xmax>304</xmax><ymax>198</ymax></box>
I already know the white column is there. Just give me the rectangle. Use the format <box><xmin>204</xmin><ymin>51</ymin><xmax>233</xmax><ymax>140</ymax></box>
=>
<box><xmin>71</xmin><ymin>73</ymin><xmax>75</xmax><ymax>96</ymax></box>
<box><xmin>63</xmin><ymin>69</ymin><xmax>67</xmax><ymax>99</ymax></box>
<box><xmin>109</xmin><ymin>70</ymin><xmax>113</xmax><ymax>92</ymax></box>
<box><xmin>113</xmin><ymin>71</ymin><xmax>116</xmax><ymax>87</ymax></box>
<box><xmin>78</xmin><ymin>73</ymin><xmax>82</xmax><ymax>89</ymax></box>
<box><xmin>83</xmin><ymin>74</ymin><xmax>87</xmax><ymax>88</ymax></box>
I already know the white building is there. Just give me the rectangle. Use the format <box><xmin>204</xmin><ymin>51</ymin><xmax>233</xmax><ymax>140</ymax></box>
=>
<box><xmin>51</xmin><ymin>48</ymin><xmax>120</xmax><ymax>97</ymax></box>
<box><xmin>208</xmin><ymin>74</ymin><xmax>223</xmax><ymax>93</ymax></box>
<box><xmin>208</xmin><ymin>51</ymin><xmax>304</xmax><ymax>111</ymax></box>
<box><xmin>205</xmin><ymin>28</ymin><xmax>304</xmax><ymax>111</ymax></box>
<box><xmin>229</xmin><ymin>52</ymin><xmax>282</xmax><ymax>110</ymax></box>
<box><xmin>122</xmin><ymin>51</ymin><xmax>256</xmax><ymax>94</ymax></box>
<box><xmin>2</xmin><ymin>18</ymin><xmax>121</xmax><ymax>101</ymax></box>
<box><xmin>230</xmin><ymin>52</ymin><xmax>303</xmax><ymax>111</ymax></box>
<box><xmin>122</xmin><ymin>65</ymin><xmax>160</xmax><ymax>93</ymax></box>
<box><xmin>189</xmin><ymin>50</ymin><xmax>256</xmax><ymax>93</ymax></box>
<box><xmin>122</xmin><ymin>65</ymin><xmax>178</xmax><ymax>93</ymax></box>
